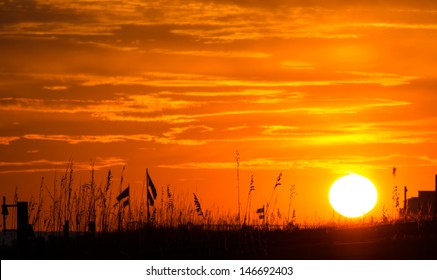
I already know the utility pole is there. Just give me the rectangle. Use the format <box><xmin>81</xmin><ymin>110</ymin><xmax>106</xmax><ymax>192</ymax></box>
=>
<box><xmin>404</xmin><ymin>186</ymin><xmax>408</xmax><ymax>216</ymax></box>
<box><xmin>2</xmin><ymin>197</ymin><xmax>7</xmax><ymax>247</ymax></box>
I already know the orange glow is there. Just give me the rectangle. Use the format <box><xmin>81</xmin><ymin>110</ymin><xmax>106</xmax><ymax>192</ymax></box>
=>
<box><xmin>1</xmin><ymin>0</ymin><xmax>437</xmax><ymax>226</ymax></box>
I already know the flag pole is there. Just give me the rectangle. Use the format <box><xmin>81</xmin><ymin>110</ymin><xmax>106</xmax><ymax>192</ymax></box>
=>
<box><xmin>146</xmin><ymin>168</ymin><xmax>150</xmax><ymax>225</ymax></box>
<box><xmin>129</xmin><ymin>201</ymin><xmax>132</xmax><ymax>230</ymax></box>
<box><xmin>140</xmin><ymin>171</ymin><xmax>145</xmax><ymax>224</ymax></box>
<box><xmin>117</xmin><ymin>167</ymin><xmax>125</xmax><ymax>232</ymax></box>
<box><xmin>128</xmin><ymin>185</ymin><xmax>132</xmax><ymax>230</ymax></box>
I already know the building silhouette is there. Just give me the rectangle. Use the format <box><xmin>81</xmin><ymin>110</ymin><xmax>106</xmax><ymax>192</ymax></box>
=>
<box><xmin>404</xmin><ymin>175</ymin><xmax>437</xmax><ymax>219</ymax></box>
<box><xmin>407</xmin><ymin>191</ymin><xmax>435</xmax><ymax>217</ymax></box>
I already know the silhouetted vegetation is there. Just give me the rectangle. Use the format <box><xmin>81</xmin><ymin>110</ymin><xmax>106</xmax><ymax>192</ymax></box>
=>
<box><xmin>2</xmin><ymin>161</ymin><xmax>437</xmax><ymax>260</ymax></box>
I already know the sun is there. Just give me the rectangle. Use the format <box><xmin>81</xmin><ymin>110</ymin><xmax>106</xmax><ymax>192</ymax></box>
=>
<box><xmin>329</xmin><ymin>174</ymin><xmax>378</xmax><ymax>218</ymax></box>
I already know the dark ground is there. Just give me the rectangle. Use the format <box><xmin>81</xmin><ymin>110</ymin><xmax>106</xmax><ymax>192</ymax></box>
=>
<box><xmin>2</xmin><ymin>221</ymin><xmax>437</xmax><ymax>260</ymax></box>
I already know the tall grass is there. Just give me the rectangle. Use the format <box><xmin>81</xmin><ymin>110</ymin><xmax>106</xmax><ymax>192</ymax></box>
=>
<box><xmin>287</xmin><ymin>184</ymin><xmax>296</xmax><ymax>224</ymax></box>
<box><xmin>11</xmin><ymin>159</ymin><xmax>429</xmax><ymax>235</ymax></box>
<box><xmin>193</xmin><ymin>193</ymin><xmax>205</xmax><ymax>221</ymax></box>
<box><xmin>265</xmin><ymin>172</ymin><xmax>282</xmax><ymax>225</ymax></box>
<box><xmin>243</xmin><ymin>175</ymin><xmax>255</xmax><ymax>226</ymax></box>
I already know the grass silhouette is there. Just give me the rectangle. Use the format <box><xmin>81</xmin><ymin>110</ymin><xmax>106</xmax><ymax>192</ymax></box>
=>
<box><xmin>2</xmin><ymin>161</ymin><xmax>437</xmax><ymax>260</ymax></box>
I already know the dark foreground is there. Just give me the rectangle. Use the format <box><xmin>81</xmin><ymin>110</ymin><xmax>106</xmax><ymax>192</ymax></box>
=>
<box><xmin>2</xmin><ymin>221</ymin><xmax>437</xmax><ymax>260</ymax></box>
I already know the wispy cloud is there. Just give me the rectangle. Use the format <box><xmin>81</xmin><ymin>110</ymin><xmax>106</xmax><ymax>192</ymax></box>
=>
<box><xmin>0</xmin><ymin>22</ymin><xmax>118</xmax><ymax>36</ymax></box>
<box><xmin>92</xmin><ymin>97</ymin><xmax>412</xmax><ymax>123</ymax></box>
<box><xmin>336</xmin><ymin>71</ymin><xmax>420</xmax><ymax>86</ymax></box>
<box><xmin>158</xmin><ymin>154</ymin><xmax>437</xmax><ymax>171</ymax></box>
<box><xmin>0</xmin><ymin>136</ymin><xmax>20</xmax><ymax>145</ymax></box>
<box><xmin>5</xmin><ymin>70</ymin><xmax>418</xmax><ymax>89</ymax></box>
<box><xmin>155</xmin><ymin>125</ymin><xmax>213</xmax><ymax>145</ymax></box>
<box><xmin>0</xmin><ymin>157</ymin><xmax>126</xmax><ymax>174</ymax></box>
<box><xmin>15</xmin><ymin>115</ymin><xmax>431</xmax><ymax>149</ymax></box>
<box><xmin>150</xmin><ymin>49</ymin><xmax>272</xmax><ymax>58</ymax></box>
<box><xmin>16</xmin><ymin>127</ymin><xmax>213</xmax><ymax>146</ymax></box>
<box><xmin>0</xmin><ymin>94</ymin><xmax>201</xmax><ymax>116</ymax></box>
<box><xmin>360</xmin><ymin>22</ymin><xmax>437</xmax><ymax>30</ymax></box>
<box><xmin>280</xmin><ymin>61</ymin><xmax>314</xmax><ymax>70</ymax></box>
<box><xmin>262</xmin><ymin>125</ymin><xmax>300</xmax><ymax>136</ymax></box>
<box><xmin>43</xmin><ymin>85</ymin><xmax>69</xmax><ymax>91</ymax></box>
<box><xmin>22</xmin><ymin>134</ymin><xmax>154</xmax><ymax>144</ymax></box>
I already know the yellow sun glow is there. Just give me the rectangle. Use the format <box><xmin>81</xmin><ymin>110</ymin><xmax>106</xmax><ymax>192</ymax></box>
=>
<box><xmin>329</xmin><ymin>174</ymin><xmax>378</xmax><ymax>218</ymax></box>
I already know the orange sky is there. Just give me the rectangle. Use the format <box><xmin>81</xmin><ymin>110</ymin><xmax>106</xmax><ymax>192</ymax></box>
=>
<box><xmin>1</xmin><ymin>0</ymin><xmax>437</xmax><ymax>224</ymax></box>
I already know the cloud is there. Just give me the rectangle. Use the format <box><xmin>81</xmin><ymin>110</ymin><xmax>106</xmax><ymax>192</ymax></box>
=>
<box><xmin>158</xmin><ymin>154</ymin><xmax>437</xmax><ymax>171</ymax></box>
<box><xmin>43</xmin><ymin>85</ymin><xmax>69</xmax><ymax>91</ymax></box>
<box><xmin>0</xmin><ymin>136</ymin><xmax>20</xmax><ymax>145</ymax></box>
<box><xmin>252</xmin><ymin>92</ymin><xmax>307</xmax><ymax>104</ymax></box>
<box><xmin>336</xmin><ymin>71</ymin><xmax>420</xmax><ymax>86</ymax></box>
<box><xmin>78</xmin><ymin>72</ymin><xmax>417</xmax><ymax>88</ymax></box>
<box><xmin>0</xmin><ymin>159</ymin><xmax>64</xmax><ymax>167</ymax></box>
<box><xmin>0</xmin><ymin>0</ymin><xmax>86</xmax><ymax>25</ymax></box>
<box><xmin>72</xmin><ymin>40</ymin><xmax>140</xmax><ymax>52</ymax></box>
<box><xmin>280</xmin><ymin>61</ymin><xmax>314</xmax><ymax>70</ymax></box>
<box><xmin>227</xmin><ymin>125</ymin><xmax>249</xmax><ymax>131</ymax></box>
<box><xmin>262</xmin><ymin>125</ymin><xmax>300</xmax><ymax>136</ymax></box>
<box><xmin>170</xmin><ymin>24</ymin><xmax>358</xmax><ymax>43</ymax></box>
<box><xmin>0</xmin><ymin>157</ymin><xmax>126</xmax><ymax>174</ymax></box>
<box><xmin>0</xmin><ymin>97</ymin><xmax>98</xmax><ymax>114</ymax></box>
<box><xmin>302</xmin><ymin>99</ymin><xmax>412</xmax><ymax>115</ymax></box>
<box><xmin>0</xmin><ymin>94</ymin><xmax>201</xmax><ymax>116</ymax></box>
<box><xmin>2</xmin><ymin>0</ymin><xmax>436</xmax><ymax>45</ymax></box>
<box><xmin>1</xmin><ymin>0</ymin><xmax>436</xmax><ymax>183</ymax></box>
<box><xmin>0</xmin><ymin>22</ymin><xmax>117</xmax><ymax>36</ymax></box>
<box><xmin>14</xmin><ymin>110</ymin><xmax>431</xmax><ymax>148</ymax></box>
<box><xmin>360</xmin><ymin>22</ymin><xmax>437</xmax><ymax>30</ymax></box>
<box><xmin>298</xmin><ymin>131</ymin><xmax>436</xmax><ymax>145</ymax></box>
<box><xmin>155</xmin><ymin>125</ymin><xmax>213</xmax><ymax>145</ymax></box>
<box><xmin>17</xmin><ymin>126</ymin><xmax>213</xmax><ymax>146</ymax></box>
<box><xmin>175</xmin><ymin>89</ymin><xmax>292</xmax><ymax>97</ymax></box>
<box><xmin>150</xmin><ymin>48</ymin><xmax>272</xmax><ymax>58</ymax></box>
<box><xmin>22</xmin><ymin>134</ymin><xmax>154</xmax><ymax>144</ymax></box>
<box><xmin>89</xmin><ymin>96</ymin><xmax>412</xmax><ymax>124</ymax></box>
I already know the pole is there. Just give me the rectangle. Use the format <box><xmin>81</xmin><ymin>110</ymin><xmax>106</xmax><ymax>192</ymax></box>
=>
<box><xmin>2</xmin><ymin>197</ymin><xmax>6</xmax><ymax>232</ymax></box>
<box><xmin>118</xmin><ymin>167</ymin><xmax>124</xmax><ymax>232</ymax></box>
<box><xmin>17</xmin><ymin>201</ymin><xmax>29</xmax><ymax>253</ymax></box>
<box><xmin>2</xmin><ymin>196</ymin><xmax>6</xmax><ymax>246</ymax></box>
<box><xmin>140</xmin><ymin>171</ymin><xmax>145</xmax><ymax>224</ymax></box>
<box><xmin>146</xmin><ymin>168</ymin><xmax>150</xmax><ymax>224</ymax></box>
<box><xmin>404</xmin><ymin>186</ymin><xmax>407</xmax><ymax>216</ymax></box>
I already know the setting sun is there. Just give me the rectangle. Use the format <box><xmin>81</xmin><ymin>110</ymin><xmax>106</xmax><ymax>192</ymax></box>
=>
<box><xmin>329</xmin><ymin>174</ymin><xmax>378</xmax><ymax>218</ymax></box>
